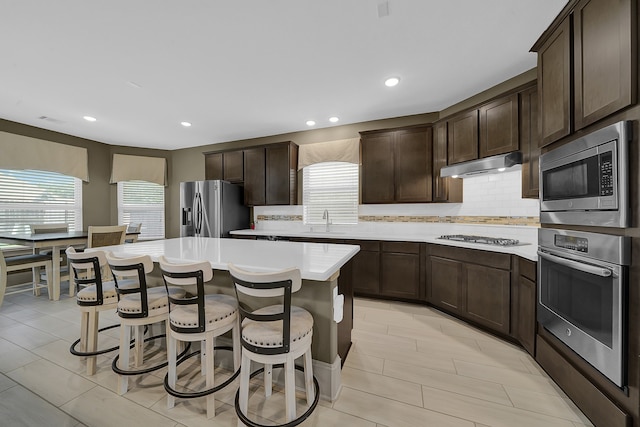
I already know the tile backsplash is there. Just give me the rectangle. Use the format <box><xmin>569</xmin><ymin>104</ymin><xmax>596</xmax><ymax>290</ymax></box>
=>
<box><xmin>255</xmin><ymin>169</ymin><xmax>539</xmax><ymax>226</ymax></box>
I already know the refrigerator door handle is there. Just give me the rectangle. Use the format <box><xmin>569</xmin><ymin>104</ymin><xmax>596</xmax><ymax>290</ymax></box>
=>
<box><xmin>194</xmin><ymin>193</ymin><xmax>202</xmax><ymax>234</ymax></box>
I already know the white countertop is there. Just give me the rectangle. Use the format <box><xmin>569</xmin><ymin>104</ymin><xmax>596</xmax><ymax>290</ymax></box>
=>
<box><xmin>231</xmin><ymin>228</ymin><xmax>538</xmax><ymax>262</ymax></box>
<box><xmin>94</xmin><ymin>236</ymin><xmax>360</xmax><ymax>282</ymax></box>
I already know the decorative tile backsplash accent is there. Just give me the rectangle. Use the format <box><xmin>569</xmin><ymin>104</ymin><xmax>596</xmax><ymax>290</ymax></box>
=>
<box><xmin>257</xmin><ymin>214</ymin><xmax>539</xmax><ymax>226</ymax></box>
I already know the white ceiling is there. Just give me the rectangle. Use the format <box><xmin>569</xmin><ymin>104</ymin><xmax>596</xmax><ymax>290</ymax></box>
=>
<box><xmin>0</xmin><ymin>1</ymin><xmax>566</xmax><ymax>150</ymax></box>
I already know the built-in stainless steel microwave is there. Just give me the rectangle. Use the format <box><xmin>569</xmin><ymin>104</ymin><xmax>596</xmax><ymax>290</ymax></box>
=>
<box><xmin>539</xmin><ymin>121</ymin><xmax>631</xmax><ymax>228</ymax></box>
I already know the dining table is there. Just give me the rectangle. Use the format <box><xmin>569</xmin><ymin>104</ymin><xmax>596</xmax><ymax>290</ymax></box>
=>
<box><xmin>0</xmin><ymin>230</ymin><xmax>139</xmax><ymax>301</ymax></box>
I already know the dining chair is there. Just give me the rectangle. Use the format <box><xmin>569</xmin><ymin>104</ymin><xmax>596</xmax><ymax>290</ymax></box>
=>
<box><xmin>228</xmin><ymin>263</ymin><xmax>319</xmax><ymax>427</ymax></box>
<box><xmin>29</xmin><ymin>223</ymin><xmax>70</xmax><ymax>297</ymax></box>
<box><xmin>159</xmin><ymin>256</ymin><xmax>240</xmax><ymax>419</ymax></box>
<box><xmin>106</xmin><ymin>251</ymin><xmax>187</xmax><ymax>395</ymax></box>
<box><xmin>0</xmin><ymin>249</ymin><xmax>52</xmax><ymax>307</ymax></box>
<box><xmin>87</xmin><ymin>225</ymin><xmax>127</xmax><ymax>248</ymax></box>
<box><xmin>125</xmin><ymin>223</ymin><xmax>142</xmax><ymax>243</ymax></box>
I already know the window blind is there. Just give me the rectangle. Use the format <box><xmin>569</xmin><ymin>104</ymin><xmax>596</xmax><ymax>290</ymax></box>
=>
<box><xmin>117</xmin><ymin>180</ymin><xmax>165</xmax><ymax>240</ymax></box>
<box><xmin>0</xmin><ymin>169</ymin><xmax>83</xmax><ymax>235</ymax></box>
<box><xmin>303</xmin><ymin>162</ymin><xmax>358</xmax><ymax>225</ymax></box>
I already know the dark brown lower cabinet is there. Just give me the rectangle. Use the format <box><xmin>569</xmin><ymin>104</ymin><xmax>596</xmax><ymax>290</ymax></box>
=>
<box><xmin>351</xmin><ymin>240</ymin><xmax>381</xmax><ymax>296</ymax></box>
<box><xmin>514</xmin><ymin>257</ymin><xmax>536</xmax><ymax>355</ymax></box>
<box><xmin>380</xmin><ymin>242</ymin><xmax>423</xmax><ymax>300</ymax></box>
<box><xmin>429</xmin><ymin>256</ymin><xmax>464</xmax><ymax>314</ymax></box>
<box><xmin>352</xmin><ymin>240</ymin><xmax>424</xmax><ymax>302</ymax></box>
<box><xmin>464</xmin><ymin>263</ymin><xmax>510</xmax><ymax>334</ymax></box>
<box><xmin>427</xmin><ymin>244</ymin><xmax>511</xmax><ymax>335</ymax></box>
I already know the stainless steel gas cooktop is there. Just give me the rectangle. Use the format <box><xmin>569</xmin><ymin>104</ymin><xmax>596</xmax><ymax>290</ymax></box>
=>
<box><xmin>438</xmin><ymin>234</ymin><xmax>523</xmax><ymax>246</ymax></box>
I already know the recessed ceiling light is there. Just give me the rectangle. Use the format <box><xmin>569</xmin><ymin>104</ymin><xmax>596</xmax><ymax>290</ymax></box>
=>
<box><xmin>181</xmin><ymin>121</ymin><xmax>192</xmax><ymax>127</ymax></box>
<box><xmin>329</xmin><ymin>116</ymin><xmax>339</xmax><ymax>123</ymax></box>
<box><xmin>306</xmin><ymin>120</ymin><xmax>316</xmax><ymax>126</ymax></box>
<box><xmin>451</xmin><ymin>175</ymin><xmax>459</xmax><ymax>179</ymax></box>
<box><xmin>384</xmin><ymin>77</ymin><xmax>400</xmax><ymax>87</ymax></box>
<box><xmin>498</xmin><ymin>167</ymin><xmax>506</xmax><ymax>172</ymax></box>
<box><xmin>83</xmin><ymin>116</ymin><xmax>96</xmax><ymax>122</ymax></box>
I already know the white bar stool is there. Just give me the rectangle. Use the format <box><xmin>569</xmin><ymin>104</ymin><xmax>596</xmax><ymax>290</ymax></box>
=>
<box><xmin>228</xmin><ymin>263</ymin><xmax>319</xmax><ymax>427</ymax></box>
<box><xmin>159</xmin><ymin>256</ymin><xmax>241</xmax><ymax>419</ymax></box>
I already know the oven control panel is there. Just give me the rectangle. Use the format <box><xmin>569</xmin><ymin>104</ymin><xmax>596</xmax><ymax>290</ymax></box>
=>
<box><xmin>554</xmin><ymin>235</ymin><xmax>588</xmax><ymax>252</ymax></box>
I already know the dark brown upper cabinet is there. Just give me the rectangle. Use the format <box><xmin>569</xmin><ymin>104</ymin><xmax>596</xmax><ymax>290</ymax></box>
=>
<box><xmin>205</xmin><ymin>151</ymin><xmax>244</xmax><ymax>183</ymax></box>
<box><xmin>243</xmin><ymin>147</ymin><xmax>266</xmax><ymax>206</ymax></box>
<box><xmin>447</xmin><ymin>109</ymin><xmax>479</xmax><ymax>164</ymax></box>
<box><xmin>520</xmin><ymin>85</ymin><xmax>540</xmax><ymax>199</ymax></box>
<box><xmin>204</xmin><ymin>152</ymin><xmax>223</xmax><ymax>181</ymax></box>
<box><xmin>243</xmin><ymin>142</ymin><xmax>298</xmax><ymax>206</ymax></box>
<box><xmin>433</xmin><ymin>121</ymin><xmax>463</xmax><ymax>203</ymax></box>
<box><xmin>479</xmin><ymin>93</ymin><xmax>519</xmax><ymax>157</ymax></box>
<box><xmin>206</xmin><ymin>142</ymin><xmax>297</xmax><ymax>207</ymax></box>
<box><xmin>222</xmin><ymin>150</ymin><xmax>244</xmax><ymax>183</ymax></box>
<box><xmin>361</xmin><ymin>125</ymin><xmax>432</xmax><ymax>204</ymax></box>
<box><xmin>573</xmin><ymin>0</ymin><xmax>634</xmax><ymax>131</ymax></box>
<box><xmin>537</xmin><ymin>17</ymin><xmax>571</xmax><ymax>147</ymax></box>
<box><xmin>265</xmin><ymin>142</ymin><xmax>298</xmax><ymax>205</ymax></box>
<box><xmin>534</xmin><ymin>0</ymin><xmax>634</xmax><ymax>147</ymax></box>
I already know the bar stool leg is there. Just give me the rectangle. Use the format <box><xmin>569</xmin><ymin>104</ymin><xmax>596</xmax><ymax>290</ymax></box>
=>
<box><xmin>232</xmin><ymin>318</ymin><xmax>241</xmax><ymax>371</ymax></box>
<box><xmin>167</xmin><ymin>332</ymin><xmax>177</xmax><ymax>409</ymax></box>
<box><xmin>86</xmin><ymin>310</ymin><xmax>99</xmax><ymax>375</ymax></box>
<box><xmin>238</xmin><ymin>351</ymin><xmax>251</xmax><ymax>425</ymax></box>
<box><xmin>205</xmin><ymin>334</ymin><xmax>215</xmax><ymax>418</ymax></box>
<box><xmin>118</xmin><ymin>324</ymin><xmax>130</xmax><ymax>395</ymax></box>
<box><xmin>264</xmin><ymin>364</ymin><xmax>272</xmax><ymax>397</ymax></box>
<box><xmin>284</xmin><ymin>356</ymin><xmax>296</xmax><ymax>422</ymax></box>
<box><xmin>80</xmin><ymin>312</ymin><xmax>89</xmax><ymax>353</ymax></box>
<box><xmin>201</xmin><ymin>339</ymin><xmax>206</xmax><ymax>376</ymax></box>
<box><xmin>304</xmin><ymin>348</ymin><xmax>314</xmax><ymax>406</ymax></box>
<box><xmin>134</xmin><ymin>325</ymin><xmax>144</xmax><ymax>367</ymax></box>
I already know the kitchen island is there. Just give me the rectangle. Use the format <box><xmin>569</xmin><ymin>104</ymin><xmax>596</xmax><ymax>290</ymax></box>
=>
<box><xmin>95</xmin><ymin>236</ymin><xmax>359</xmax><ymax>401</ymax></box>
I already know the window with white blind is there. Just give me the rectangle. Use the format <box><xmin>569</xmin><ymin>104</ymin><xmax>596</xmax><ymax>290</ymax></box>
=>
<box><xmin>0</xmin><ymin>169</ymin><xmax>83</xmax><ymax>235</ymax></box>
<box><xmin>303</xmin><ymin>162</ymin><xmax>358</xmax><ymax>225</ymax></box>
<box><xmin>117</xmin><ymin>180</ymin><xmax>165</xmax><ymax>240</ymax></box>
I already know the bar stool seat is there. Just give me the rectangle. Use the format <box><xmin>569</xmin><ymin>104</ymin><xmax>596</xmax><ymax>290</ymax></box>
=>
<box><xmin>169</xmin><ymin>294</ymin><xmax>238</xmax><ymax>329</ymax></box>
<box><xmin>242</xmin><ymin>305</ymin><xmax>313</xmax><ymax>348</ymax></box>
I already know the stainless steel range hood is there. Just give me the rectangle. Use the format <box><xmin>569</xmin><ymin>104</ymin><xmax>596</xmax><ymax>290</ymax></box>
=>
<box><xmin>440</xmin><ymin>151</ymin><xmax>523</xmax><ymax>178</ymax></box>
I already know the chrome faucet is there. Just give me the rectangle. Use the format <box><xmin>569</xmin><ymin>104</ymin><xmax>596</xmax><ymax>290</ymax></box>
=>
<box><xmin>322</xmin><ymin>209</ymin><xmax>330</xmax><ymax>232</ymax></box>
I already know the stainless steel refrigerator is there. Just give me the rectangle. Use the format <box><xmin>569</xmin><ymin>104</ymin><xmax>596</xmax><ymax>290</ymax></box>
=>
<box><xmin>180</xmin><ymin>180</ymin><xmax>249</xmax><ymax>237</ymax></box>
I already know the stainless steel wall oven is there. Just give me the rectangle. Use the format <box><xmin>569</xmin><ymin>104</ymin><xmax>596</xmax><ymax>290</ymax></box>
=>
<box><xmin>538</xmin><ymin>228</ymin><xmax>630</xmax><ymax>387</ymax></box>
<box><xmin>539</xmin><ymin>121</ymin><xmax>631</xmax><ymax>228</ymax></box>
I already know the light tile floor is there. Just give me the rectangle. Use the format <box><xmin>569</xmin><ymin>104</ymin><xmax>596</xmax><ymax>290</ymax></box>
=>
<box><xmin>0</xmin><ymin>287</ymin><xmax>593</xmax><ymax>427</ymax></box>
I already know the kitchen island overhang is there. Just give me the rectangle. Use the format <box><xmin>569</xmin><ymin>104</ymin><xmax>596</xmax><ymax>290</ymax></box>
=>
<box><xmin>94</xmin><ymin>236</ymin><xmax>360</xmax><ymax>401</ymax></box>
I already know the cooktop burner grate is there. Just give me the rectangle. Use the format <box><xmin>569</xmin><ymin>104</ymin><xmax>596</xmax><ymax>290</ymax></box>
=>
<box><xmin>438</xmin><ymin>234</ymin><xmax>522</xmax><ymax>246</ymax></box>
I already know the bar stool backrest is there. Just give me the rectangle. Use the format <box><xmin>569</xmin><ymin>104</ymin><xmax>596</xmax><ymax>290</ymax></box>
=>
<box><xmin>158</xmin><ymin>256</ymin><xmax>213</xmax><ymax>333</ymax></box>
<box><xmin>228</xmin><ymin>264</ymin><xmax>301</xmax><ymax>356</ymax></box>
<box><xmin>66</xmin><ymin>247</ymin><xmax>108</xmax><ymax>305</ymax></box>
<box><xmin>105</xmin><ymin>251</ymin><xmax>154</xmax><ymax>318</ymax></box>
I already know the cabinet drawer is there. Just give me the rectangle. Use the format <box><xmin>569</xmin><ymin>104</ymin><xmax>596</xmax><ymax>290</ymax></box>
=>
<box><xmin>429</xmin><ymin>244</ymin><xmax>511</xmax><ymax>270</ymax></box>
<box><xmin>381</xmin><ymin>241</ymin><xmax>420</xmax><ymax>254</ymax></box>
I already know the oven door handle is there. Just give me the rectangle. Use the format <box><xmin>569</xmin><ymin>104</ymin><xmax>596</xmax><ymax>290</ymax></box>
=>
<box><xmin>537</xmin><ymin>251</ymin><xmax>612</xmax><ymax>277</ymax></box>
